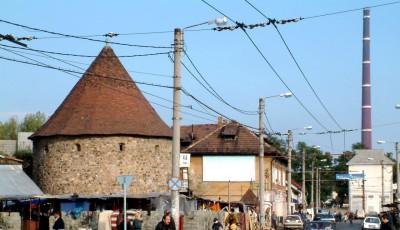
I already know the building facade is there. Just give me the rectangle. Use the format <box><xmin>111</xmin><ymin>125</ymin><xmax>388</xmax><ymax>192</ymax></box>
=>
<box><xmin>181</xmin><ymin>121</ymin><xmax>288</xmax><ymax>217</ymax></box>
<box><xmin>30</xmin><ymin>46</ymin><xmax>172</xmax><ymax>196</ymax></box>
<box><xmin>347</xmin><ymin>149</ymin><xmax>394</xmax><ymax>213</ymax></box>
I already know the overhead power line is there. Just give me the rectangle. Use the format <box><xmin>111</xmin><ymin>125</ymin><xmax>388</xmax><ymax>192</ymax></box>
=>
<box><xmin>199</xmin><ymin>0</ymin><xmax>330</xmax><ymax>131</ymax></box>
<box><xmin>0</xmin><ymin>19</ymin><xmax>172</xmax><ymax>49</ymax></box>
<box><xmin>302</xmin><ymin>1</ymin><xmax>400</xmax><ymax>20</ymax></box>
<box><xmin>0</xmin><ymin>44</ymin><xmax>171</xmax><ymax>58</ymax></box>
<box><xmin>0</xmin><ymin>55</ymin><xmax>174</xmax><ymax>89</ymax></box>
<box><xmin>243</xmin><ymin>0</ymin><xmax>343</xmax><ymax>131</ymax></box>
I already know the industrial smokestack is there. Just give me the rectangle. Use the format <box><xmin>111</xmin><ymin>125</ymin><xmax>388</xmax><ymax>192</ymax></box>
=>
<box><xmin>361</xmin><ymin>8</ymin><xmax>372</xmax><ymax>149</ymax></box>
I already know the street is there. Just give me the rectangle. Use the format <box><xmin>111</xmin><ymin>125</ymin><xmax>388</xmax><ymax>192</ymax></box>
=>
<box><xmin>336</xmin><ymin>220</ymin><xmax>362</xmax><ymax>230</ymax></box>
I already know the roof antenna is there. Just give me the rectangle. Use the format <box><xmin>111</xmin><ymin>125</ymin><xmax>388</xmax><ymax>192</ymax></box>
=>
<box><xmin>104</xmin><ymin>32</ymin><xmax>118</xmax><ymax>46</ymax></box>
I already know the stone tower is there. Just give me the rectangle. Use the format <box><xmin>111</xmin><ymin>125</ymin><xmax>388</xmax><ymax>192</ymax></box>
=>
<box><xmin>30</xmin><ymin>46</ymin><xmax>172</xmax><ymax>195</ymax></box>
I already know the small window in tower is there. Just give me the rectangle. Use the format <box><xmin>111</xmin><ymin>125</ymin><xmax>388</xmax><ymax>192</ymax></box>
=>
<box><xmin>44</xmin><ymin>145</ymin><xmax>49</xmax><ymax>153</ymax></box>
<box><xmin>76</xmin><ymin>143</ymin><xmax>81</xmax><ymax>152</ymax></box>
<box><xmin>119</xmin><ymin>143</ymin><xmax>125</xmax><ymax>152</ymax></box>
<box><xmin>155</xmin><ymin>145</ymin><xmax>160</xmax><ymax>154</ymax></box>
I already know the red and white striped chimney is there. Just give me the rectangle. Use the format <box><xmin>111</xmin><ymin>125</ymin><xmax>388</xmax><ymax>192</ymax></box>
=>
<box><xmin>361</xmin><ymin>8</ymin><xmax>372</xmax><ymax>149</ymax></box>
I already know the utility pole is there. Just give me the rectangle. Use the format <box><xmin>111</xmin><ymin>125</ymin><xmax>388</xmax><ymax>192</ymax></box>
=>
<box><xmin>171</xmin><ymin>28</ymin><xmax>182</xmax><ymax>230</ymax></box>
<box><xmin>311</xmin><ymin>157</ymin><xmax>314</xmax><ymax>213</ymax></box>
<box><xmin>259</xmin><ymin>98</ymin><xmax>265</xmax><ymax>228</ymax></box>
<box><xmin>396</xmin><ymin>142</ymin><xmax>399</xmax><ymax>204</ymax></box>
<box><xmin>287</xmin><ymin>130</ymin><xmax>293</xmax><ymax>215</ymax></box>
<box><xmin>316</xmin><ymin>167</ymin><xmax>319</xmax><ymax>212</ymax></box>
<box><xmin>381</xmin><ymin>160</ymin><xmax>384</xmax><ymax>210</ymax></box>
<box><xmin>362</xmin><ymin>170</ymin><xmax>365</xmax><ymax>212</ymax></box>
<box><xmin>302</xmin><ymin>148</ymin><xmax>306</xmax><ymax>207</ymax></box>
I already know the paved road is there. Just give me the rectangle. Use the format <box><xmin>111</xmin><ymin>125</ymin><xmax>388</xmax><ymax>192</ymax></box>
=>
<box><xmin>336</xmin><ymin>220</ymin><xmax>362</xmax><ymax>229</ymax></box>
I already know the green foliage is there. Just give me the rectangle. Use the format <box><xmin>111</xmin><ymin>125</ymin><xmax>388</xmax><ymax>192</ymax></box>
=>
<box><xmin>0</xmin><ymin>112</ymin><xmax>46</xmax><ymax>140</ymax></box>
<box><xmin>0</xmin><ymin>117</ymin><xmax>18</xmax><ymax>140</ymax></box>
<box><xmin>352</xmin><ymin>142</ymin><xmax>365</xmax><ymax>150</ymax></box>
<box><xmin>19</xmin><ymin>112</ymin><xmax>46</xmax><ymax>132</ymax></box>
<box><xmin>14</xmin><ymin>150</ymin><xmax>33</xmax><ymax>178</ymax></box>
<box><xmin>266</xmin><ymin>135</ymin><xmax>287</xmax><ymax>153</ymax></box>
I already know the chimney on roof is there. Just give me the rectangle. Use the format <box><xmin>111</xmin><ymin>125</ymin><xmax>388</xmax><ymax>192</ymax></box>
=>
<box><xmin>217</xmin><ymin>116</ymin><xmax>223</xmax><ymax>127</ymax></box>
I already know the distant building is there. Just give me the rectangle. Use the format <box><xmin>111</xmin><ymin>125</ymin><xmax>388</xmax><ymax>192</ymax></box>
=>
<box><xmin>181</xmin><ymin>120</ymin><xmax>288</xmax><ymax>217</ymax></box>
<box><xmin>347</xmin><ymin>149</ymin><xmax>394</xmax><ymax>213</ymax></box>
<box><xmin>30</xmin><ymin>46</ymin><xmax>172</xmax><ymax>196</ymax></box>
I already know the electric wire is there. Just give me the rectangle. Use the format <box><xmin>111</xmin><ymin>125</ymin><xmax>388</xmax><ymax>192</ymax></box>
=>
<box><xmin>0</xmin><ymin>44</ymin><xmax>171</xmax><ymax>58</ymax></box>
<box><xmin>302</xmin><ymin>1</ymin><xmax>400</xmax><ymax>20</ymax></box>
<box><xmin>0</xmin><ymin>55</ymin><xmax>174</xmax><ymax>89</ymax></box>
<box><xmin>199</xmin><ymin>0</ymin><xmax>330</xmax><ymax>131</ymax></box>
<box><xmin>243</xmin><ymin>0</ymin><xmax>344</xmax><ymax>131</ymax></box>
<box><xmin>0</xmin><ymin>19</ymin><xmax>172</xmax><ymax>49</ymax></box>
<box><xmin>264</xmin><ymin>111</ymin><xmax>275</xmax><ymax>133</ymax></box>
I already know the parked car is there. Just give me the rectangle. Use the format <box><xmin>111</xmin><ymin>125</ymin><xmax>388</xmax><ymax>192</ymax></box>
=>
<box><xmin>314</xmin><ymin>214</ymin><xmax>336</xmax><ymax>227</ymax></box>
<box><xmin>356</xmin><ymin>209</ymin><xmax>366</xmax><ymax>219</ymax></box>
<box><xmin>305</xmin><ymin>221</ymin><xmax>334</xmax><ymax>230</ymax></box>
<box><xmin>284</xmin><ymin>214</ymin><xmax>305</xmax><ymax>230</ymax></box>
<box><xmin>362</xmin><ymin>216</ymin><xmax>381</xmax><ymax>230</ymax></box>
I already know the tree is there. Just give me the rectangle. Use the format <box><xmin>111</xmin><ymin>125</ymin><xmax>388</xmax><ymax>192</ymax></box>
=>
<box><xmin>0</xmin><ymin>117</ymin><xmax>18</xmax><ymax>140</ymax></box>
<box><xmin>266</xmin><ymin>134</ymin><xmax>287</xmax><ymax>153</ymax></box>
<box><xmin>352</xmin><ymin>142</ymin><xmax>366</xmax><ymax>150</ymax></box>
<box><xmin>19</xmin><ymin>112</ymin><xmax>46</xmax><ymax>132</ymax></box>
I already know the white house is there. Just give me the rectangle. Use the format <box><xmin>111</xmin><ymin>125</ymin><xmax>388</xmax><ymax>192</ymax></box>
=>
<box><xmin>347</xmin><ymin>149</ymin><xmax>394</xmax><ymax>213</ymax></box>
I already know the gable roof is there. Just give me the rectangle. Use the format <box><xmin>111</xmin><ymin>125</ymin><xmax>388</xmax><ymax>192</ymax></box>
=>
<box><xmin>347</xmin><ymin>149</ymin><xmax>394</xmax><ymax>165</ymax></box>
<box><xmin>181</xmin><ymin>122</ymin><xmax>279</xmax><ymax>155</ymax></box>
<box><xmin>0</xmin><ymin>165</ymin><xmax>43</xmax><ymax>199</ymax></box>
<box><xmin>30</xmin><ymin>46</ymin><xmax>172</xmax><ymax>139</ymax></box>
<box><xmin>240</xmin><ymin>188</ymin><xmax>258</xmax><ymax>205</ymax></box>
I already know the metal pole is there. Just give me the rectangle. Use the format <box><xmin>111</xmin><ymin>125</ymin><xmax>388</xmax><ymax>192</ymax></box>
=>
<box><xmin>259</xmin><ymin>98</ymin><xmax>265</xmax><ymax>228</ymax></box>
<box><xmin>362</xmin><ymin>170</ymin><xmax>365</xmax><ymax>212</ymax></box>
<box><xmin>381</xmin><ymin>160</ymin><xmax>384</xmax><ymax>210</ymax></box>
<box><xmin>228</xmin><ymin>180</ymin><xmax>231</xmax><ymax>210</ymax></box>
<box><xmin>123</xmin><ymin>183</ymin><xmax>127</xmax><ymax>230</ymax></box>
<box><xmin>302</xmin><ymin>148</ymin><xmax>306</xmax><ymax>207</ymax></box>
<box><xmin>287</xmin><ymin>130</ymin><xmax>292</xmax><ymax>215</ymax></box>
<box><xmin>172</xmin><ymin>28</ymin><xmax>182</xmax><ymax>230</ymax></box>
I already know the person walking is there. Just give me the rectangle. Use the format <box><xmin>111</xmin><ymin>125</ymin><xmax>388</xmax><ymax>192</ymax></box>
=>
<box><xmin>131</xmin><ymin>211</ymin><xmax>143</xmax><ymax>230</ymax></box>
<box><xmin>271</xmin><ymin>211</ymin><xmax>277</xmax><ymax>230</ymax></box>
<box><xmin>224</xmin><ymin>208</ymin><xmax>239</xmax><ymax>230</ymax></box>
<box><xmin>381</xmin><ymin>214</ymin><xmax>396</xmax><ymax>230</ymax></box>
<box><xmin>52</xmin><ymin>211</ymin><xmax>65</xmax><ymax>230</ymax></box>
<box><xmin>211</xmin><ymin>218</ymin><xmax>223</xmax><ymax>230</ymax></box>
<box><xmin>155</xmin><ymin>214</ymin><xmax>175</xmax><ymax>230</ymax></box>
<box><xmin>348</xmin><ymin>212</ymin><xmax>354</xmax><ymax>224</ymax></box>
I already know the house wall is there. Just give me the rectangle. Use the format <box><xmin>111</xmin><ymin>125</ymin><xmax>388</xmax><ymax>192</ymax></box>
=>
<box><xmin>32</xmin><ymin>136</ymin><xmax>172</xmax><ymax>195</ymax></box>
<box><xmin>349</xmin><ymin>164</ymin><xmax>393</xmax><ymax>213</ymax></box>
<box><xmin>0</xmin><ymin>140</ymin><xmax>17</xmax><ymax>155</ymax></box>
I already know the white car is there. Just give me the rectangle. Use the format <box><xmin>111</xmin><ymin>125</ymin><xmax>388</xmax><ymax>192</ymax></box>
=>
<box><xmin>362</xmin><ymin>216</ymin><xmax>381</xmax><ymax>230</ymax></box>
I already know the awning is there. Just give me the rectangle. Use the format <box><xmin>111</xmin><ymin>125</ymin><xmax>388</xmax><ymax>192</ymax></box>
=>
<box><xmin>0</xmin><ymin>165</ymin><xmax>43</xmax><ymax>200</ymax></box>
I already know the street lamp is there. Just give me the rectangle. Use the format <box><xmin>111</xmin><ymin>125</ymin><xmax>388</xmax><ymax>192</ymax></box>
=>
<box><xmin>377</xmin><ymin>140</ymin><xmax>399</xmax><ymax>201</ymax></box>
<box><xmin>395</xmin><ymin>104</ymin><xmax>400</xmax><ymax>109</ymax></box>
<box><xmin>183</xmin><ymin>16</ymin><xmax>228</xmax><ymax>29</ymax></box>
<box><xmin>259</xmin><ymin>92</ymin><xmax>293</xmax><ymax>227</ymax></box>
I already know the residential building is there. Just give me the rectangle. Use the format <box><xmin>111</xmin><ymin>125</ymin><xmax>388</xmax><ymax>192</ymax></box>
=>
<box><xmin>181</xmin><ymin>120</ymin><xmax>288</xmax><ymax>217</ymax></box>
<box><xmin>347</xmin><ymin>149</ymin><xmax>394</xmax><ymax>213</ymax></box>
<box><xmin>30</xmin><ymin>45</ymin><xmax>172</xmax><ymax>196</ymax></box>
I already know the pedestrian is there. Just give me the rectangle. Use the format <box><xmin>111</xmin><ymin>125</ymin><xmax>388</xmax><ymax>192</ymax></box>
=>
<box><xmin>224</xmin><ymin>208</ymin><xmax>239</xmax><ymax>230</ymax></box>
<box><xmin>131</xmin><ymin>211</ymin><xmax>143</xmax><ymax>230</ymax></box>
<box><xmin>381</xmin><ymin>213</ymin><xmax>396</xmax><ymax>230</ymax></box>
<box><xmin>52</xmin><ymin>211</ymin><xmax>65</xmax><ymax>230</ymax></box>
<box><xmin>338</xmin><ymin>212</ymin><xmax>342</xmax><ymax>222</ymax></box>
<box><xmin>163</xmin><ymin>210</ymin><xmax>176</xmax><ymax>230</ymax></box>
<box><xmin>349</xmin><ymin>212</ymin><xmax>354</xmax><ymax>224</ymax></box>
<box><xmin>211</xmin><ymin>217</ymin><xmax>223</xmax><ymax>230</ymax></box>
<box><xmin>343</xmin><ymin>211</ymin><xmax>348</xmax><ymax>224</ymax></box>
<box><xmin>271</xmin><ymin>211</ymin><xmax>277</xmax><ymax>230</ymax></box>
<box><xmin>155</xmin><ymin>214</ymin><xmax>175</xmax><ymax>230</ymax></box>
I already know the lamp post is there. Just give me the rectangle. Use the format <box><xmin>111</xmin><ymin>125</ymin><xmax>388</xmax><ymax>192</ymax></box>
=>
<box><xmin>259</xmin><ymin>91</ymin><xmax>292</xmax><ymax>228</ymax></box>
<box><xmin>171</xmin><ymin>17</ymin><xmax>227</xmax><ymax>230</ymax></box>
<box><xmin>310</xmin><ymin>145</ymin><xmax>320</xmax><ymax>213</ymax></box>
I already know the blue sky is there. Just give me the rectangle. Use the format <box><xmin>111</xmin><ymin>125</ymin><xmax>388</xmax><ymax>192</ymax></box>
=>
<box><xmin>1</xmin><ymin>1</ymin><xmax>399</xmax><ymax>154</ymax></box>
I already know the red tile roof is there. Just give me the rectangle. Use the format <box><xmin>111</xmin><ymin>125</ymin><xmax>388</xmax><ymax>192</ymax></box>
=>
<box><xmin>30</xmin><ymin>46</ymin><xmax>172</xmax><ymax>139</ymax></box>
<box><xmin>181</xmin><ymin>122</ymin><xmax>279</xmax><ymax>155</ymax></box>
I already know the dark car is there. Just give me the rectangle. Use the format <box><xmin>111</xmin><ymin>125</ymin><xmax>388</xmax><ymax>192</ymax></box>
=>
<box><xmin>305</xmin><ymin>221</ymin><xmax>334</xmax><ymax>230</ymax></box>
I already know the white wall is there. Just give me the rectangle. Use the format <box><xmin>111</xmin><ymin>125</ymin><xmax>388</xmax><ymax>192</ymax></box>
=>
<box><xmin>349</xmin><ymin>164</ymin><xmax>393</xmax><ymax>213</ymax></box>
<box><xmin>202</xmin><ymin>156</ymin><xmax>255</xmax><ymax>181</ymax></box>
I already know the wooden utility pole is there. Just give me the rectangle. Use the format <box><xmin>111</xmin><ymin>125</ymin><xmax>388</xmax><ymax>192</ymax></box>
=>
<box><xmin>259</xmin><ymin>98</ymin><xmax>265</xmax><ymax>228</ymax></box>
<box><xmin>287</xmin><ymin>130</ymin><xmax>293</xmax><ymax>215</ymax></box>
<box><xmin>171</xmin><ymin>28</ymin><xmax>182</xmax><ymax>230</ymax></box>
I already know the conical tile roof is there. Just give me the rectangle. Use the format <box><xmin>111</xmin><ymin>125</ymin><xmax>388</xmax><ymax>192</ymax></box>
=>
<box><xmin>31</xmin><ymin>46</ymin><xmax>172</xmax><ymax>139</ymax></box>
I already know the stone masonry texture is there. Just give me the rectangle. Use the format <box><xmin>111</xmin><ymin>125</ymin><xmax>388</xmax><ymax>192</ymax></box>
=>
<box><xmin>32</xmin><ymin>136</ymin><xmax>172</xmax><ymax>195</ymax></box>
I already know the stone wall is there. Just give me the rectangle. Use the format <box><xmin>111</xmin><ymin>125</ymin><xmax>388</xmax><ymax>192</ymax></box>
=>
<box><xmin>32</xmin><ymin>136</ymin><xmax>172</xmax><ymax>195</ymax></box>
<box><xmin>0</xmin><ymin>212</ymin><xmax>21</xmax><ymax>230</ymax></box>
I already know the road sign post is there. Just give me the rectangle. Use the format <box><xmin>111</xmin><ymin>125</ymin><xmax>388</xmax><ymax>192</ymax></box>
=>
<box><xmin>117</xmin><ymin>175</ymin><xmax>133</xmax><ymax>230</ymax></box>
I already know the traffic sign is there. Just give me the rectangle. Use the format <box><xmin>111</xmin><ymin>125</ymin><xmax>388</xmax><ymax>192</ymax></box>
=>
<box><xmin>168</xmin><ymin>177</ymin><xmax>182</xmax><ymax>191</ymax></box>
<box><xmin>336</xmin><ymin>173</ymin><xmax>364</xmax><ymax>180</ymax></box>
